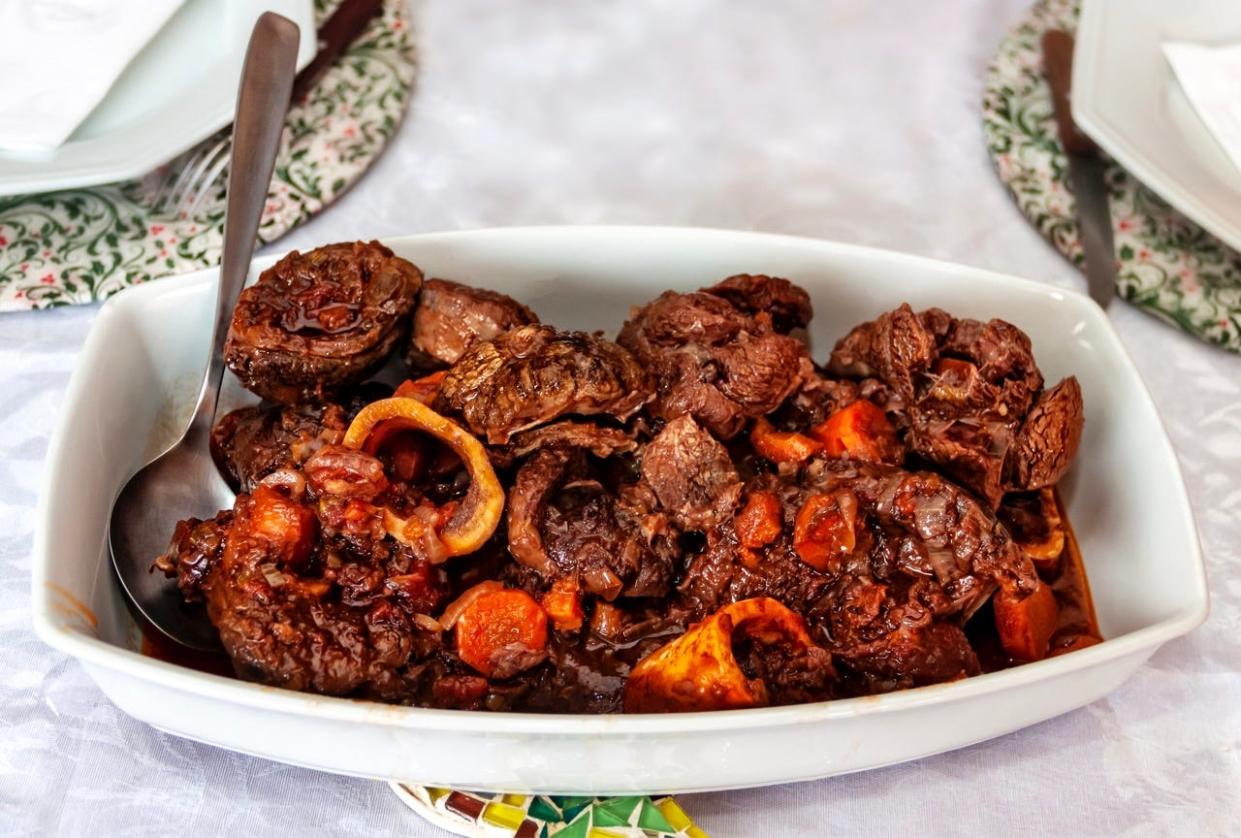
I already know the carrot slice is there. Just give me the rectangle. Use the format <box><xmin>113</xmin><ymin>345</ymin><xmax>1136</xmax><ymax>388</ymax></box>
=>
<box><xmin>541</xmin><ymin>578</ymin><xmax>585</xmax><ymax>632</ymax></box>
<box><xmin>454</xmin><ymin>587</ymin><xmax>549</xmax><ymax>678</ymax></box>
<box><xmin>793</xmin><ymin>492</ymin><xmax>857</xmax><ymax>573</ymax></box>
<box><xmin>750</xmin><ymin>417</ymin><xmax>821</xmax><ymax>464</ymax></box>
<box><xmin>393</xmin><ymin>370</ymin><xmax>447</xmax><ymax>405</ymax></box>
<box><xmin>810</xmin><ymin>400</ymin><xmax>898</xmax><ymax>463</ymax></box>
<box><xmin>248</xmin><ymin>484</ymin><xmax>317</xmax><ymax>567</ymax></box>
<box><xmin>735</xmin><ymin>490</ymin><xmax>783</xmax><ymax>549</ymax></box>
<box><xmin>993</xmin><ymin>581</ymin><xmax>1058</xmax><ymax>662</ymax></box>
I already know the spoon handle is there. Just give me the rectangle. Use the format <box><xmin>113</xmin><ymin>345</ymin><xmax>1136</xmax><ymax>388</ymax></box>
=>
<box><xmin>189</xmin><ymin>13</ymin><xmax>301</xmax><ymax>443</ymax></box>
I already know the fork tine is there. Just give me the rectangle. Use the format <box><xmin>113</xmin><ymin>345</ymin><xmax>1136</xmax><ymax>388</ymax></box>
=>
<box><xmin>183</xmin><ymin>144</ymin><xmax>233</xmax><ymax>219</ymax></box>
<box><xmin>153</xmin><ymin>146</ymin><xmax>209</xmax><ymax>214</ymax></box>
<box><xmin>167</xmin><ymin>137</ymin><xmax>230</xmax><ymax>217</ymax></box>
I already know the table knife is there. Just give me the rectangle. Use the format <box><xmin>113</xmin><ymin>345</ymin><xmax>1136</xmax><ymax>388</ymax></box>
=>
<box><xmin>1042</xmin><ymin>29</ymin><xmax>1116</xmax><ymax>308</ymax></box>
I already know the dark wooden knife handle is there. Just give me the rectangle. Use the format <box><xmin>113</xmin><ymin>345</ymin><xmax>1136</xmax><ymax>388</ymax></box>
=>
<box><xmin>292</xmin><ymin>0</ymin><xmax>385</xmax><ymax>103</ymax></box>
<box><xmin>1042</xmin><ymin>29</ymin><xmax>1098</xmax><ymax>156</ymax></box>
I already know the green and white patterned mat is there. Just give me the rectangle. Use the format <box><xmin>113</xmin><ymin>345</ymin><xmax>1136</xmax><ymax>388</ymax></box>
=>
<box><xmin>983</xmin><ymin>0</ymin><xmax>1241</xmax><ymax>353</ymax></box>
<box><xmin>390</xmin><ymin>783</ymin><xmax>708</xmax><ymax>838</ymax></box>
<box><xmin>0</xmin><ymin>0</ymin><xmax>415</xmax><ymax>311</ymax></box>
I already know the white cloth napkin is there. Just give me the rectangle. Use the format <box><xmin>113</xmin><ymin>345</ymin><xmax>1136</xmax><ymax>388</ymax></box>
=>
<box><xmin>0</xmin><ymin>0</ymin><xmax>185</xmax><ymax>152</ymax></box>
<box><xmin>1163</xmin><ymin>40</ymin><xmax>1241</xmax><ymax>175</ymax></box>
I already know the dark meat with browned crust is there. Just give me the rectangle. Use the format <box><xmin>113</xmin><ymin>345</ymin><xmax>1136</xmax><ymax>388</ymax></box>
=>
<box><xmin>617</xmin><ymin>285</ymin><xmax>810</xmax><ymax>439</ymax></box>
<box><xmin>833</xmin><ymin>624</ymin><xmax>980</xmax><ymax>692</ymax></box>
<box><xmin>678</xmin><ymin>459</ymin><xmax>1035</xmax><ymax>688</ymax></box>
<box><xmin>507</xmin><ymin>420</ymin><xmax>639</xmax><ymax>460</ymax></box>
<box><xmin>154</xmin><ymin>510</ymin><xmax>233</xmax><ymax>601</ymax></box>
<box><xmin>405</xmin><ymin>278</ymin><xmax>539</xmax><ymax>372</ymax></box>
<box><xmin>225</xmin><ymin>241</ymin><xmax>422</xmax><ymax>404</ymax></box>
<box><xmin>437</xmin><ymin>325</ymin><xmax>653</xmax><ymax>444</ymax></box>
<box><xmin>827</xmin><ymin>304</ymin><xmax>1083</xmax><ymax>507</ymax></box>
<box><xmin>164</xmin><ymin>449</ymin><xmax>451</xmax><ymax>698</ymax></box>
<box><xmin>210</xmin><ymin>402</ymin><xmax>351</xmax><ymax>493</ymax></box>
<box><xmin>639</xmin><ymin>415</ymin><xmax>741</xmax><ymax>531</ymax></box>
<box><xmin>507</xmin><ymin>448</ymin><xmax>678</xmax><ymax>599</ymax></box>
<box><xmin>702</xmin><ymin>273</ymin><xmax>813</xmax><ymax>334</ymax></box>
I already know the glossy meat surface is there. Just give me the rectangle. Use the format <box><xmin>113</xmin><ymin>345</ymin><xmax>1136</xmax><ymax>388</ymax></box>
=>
<box><xmin>436</xmin><ymin>324</ymin><xmax>653</xmax><ymax>444</ymax></box>
<box><xmin>225</xmin><ymin>241</ymin><xmax>421</xmax><ymax>404</ymax></box>
<box><xmin>618</xmin><ymin>282</ymin><xmax>810</xmax><ymax>439</ymax></box>
<box><xmin>405</xmin><ymin>278</ymin><xmax>539</xmax><ymax>371</ymax></box>
<box><xmin>828</xmin><ymin>304</ymin><xmax>1084</xmax><ymax>507</ymax></box>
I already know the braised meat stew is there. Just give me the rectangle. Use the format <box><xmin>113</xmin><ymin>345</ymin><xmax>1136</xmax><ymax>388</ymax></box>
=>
<box><xmin>152</xmin><ymin>241</ymin><xmax>1098</xmax><ymax>714</ymax></box>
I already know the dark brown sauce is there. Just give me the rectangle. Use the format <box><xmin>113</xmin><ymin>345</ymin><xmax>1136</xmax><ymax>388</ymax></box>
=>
<box><xmin>970</xmin><ymin>487</ymin><xmax>1101</xmax><ymax>670</ymax></box>
<box><xmin>1046</xmin><ymin>489</ymin><xmax>1101</xmax><ymax>653</ymax></box>
<box><xmin>137</xmin><ymin>613</ymin><xmax>233</xmax><ymax>677</ymax></box>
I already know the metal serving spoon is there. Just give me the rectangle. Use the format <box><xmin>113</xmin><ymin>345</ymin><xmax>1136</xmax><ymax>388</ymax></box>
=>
<box><xmin>109</xmin><ymin>13</ymin><xmax>301</xmax><ymax>651</ymax></box>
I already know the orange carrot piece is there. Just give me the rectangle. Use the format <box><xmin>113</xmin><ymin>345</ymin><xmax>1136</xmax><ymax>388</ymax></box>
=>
<box><xmin>541</xmin><ymin>578</ymin><xmax>585</xmax><ymax>632</ymax></box>
<box><xmin>455</xmin><ymin>588</ymin><xmax>549</xmax><ymax>678</ymax></box>
<box><xmin>993</xmin><ymin>581</ymin><xmax>1059</xmax><ymax>662</ymax></box>
<box><xmin>248</xmin><ymin>484</ymin><xmax>317</xmax><ymax>567</ymax></box>
<box><xmin>735</xmin><ymin>490</ymin><xmax>784</xmax><ymax>548</ymax></box>
<box><xmin>750</xmin><ymin>417</ymin><xmax>822</xmax><ymax>465</ymax></box>
<box><xmin>793</xmin><ymin>492</ymin><xmax>856</xmax><ymax>573</ymax></box>
<box><xmin>810</xmin><ymin>400</ymin><xmax>898</xmax><ymax>463</ymax></box>
<box><xmin>393</xmin><ymin>370</ymin><xmax>447</xmax><ymax>405</ymax></box>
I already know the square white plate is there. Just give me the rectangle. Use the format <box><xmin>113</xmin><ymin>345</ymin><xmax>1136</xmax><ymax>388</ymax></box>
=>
<box><xmin>0</xmin><ymin>0</ymin><xmax>315</xmax><ymax>197</ymax></box>
<box><xmin>31</xmin><ymin>228</ymin><xmax>1207</xmax><ymax>794</ymax></box>
<box><xmin>1074</xmin><ymin>0</ymin><xmax>1241</xmax><ymax>252</ymax></box>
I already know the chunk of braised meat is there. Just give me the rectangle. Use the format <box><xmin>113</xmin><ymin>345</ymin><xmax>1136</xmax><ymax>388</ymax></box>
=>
<box><xmin>617</xmin><ymin>285</ymin><xmax>810</xmax><ymax>439</ymax></box>
<box><xmin>161</xmin><ymin>441</ymin><xmax>452</xmax><ymax>698</ymax></box>
<box><xmin>701</xmin><ymin>273</ymin><xmax>813</xmax><ymax>334</ymax></box>
<box><xmin>154</xmin><ymin>510</ymin><xmax>233</xmax><ymax>600</ymax></box>
<box><xmin>405</xmin><ymin>278</ymin><xmax>539</xmax><ymax>372</ymax></box>
<box><xmin>225</xmin><ymin>241</ymin><xmax>422</xmax><ymax>404</ymax></box>
<box><xmin>210</xmin><ymin>401</ymin><xmax>350</xmax><ymax>492</ymax></box>
<box><xmin>489</xmin><ymin>420</ymin><xmax>639</xmax><ymax>469</ymax></box>
<box><xmin>833</xmin><ymin>624</ymin><xmax>980</xmax><ymax>693</ymax></box>
<box><xmin>639</xmin><ymin>415</ymin><xmax>742</xmax><ymax>532</ymax></box>
<box><xmin>678</xmin><ymin>460</ymin><xmax>1036</xmax><ymax>689</ymax></box>
<box><xmin>437</xmin><ymin>325</ymin><xmax>652</xmax><ymax>444</ymax></box>
<box><xmin>827</xmin><ymin>304</ymin><xmax>1083</xmax><ymax>507</ymax></box>
<box><xmin>507</xmin><ymin>447</ymin><xmax>678</xmax><ymax>600</ymax></box>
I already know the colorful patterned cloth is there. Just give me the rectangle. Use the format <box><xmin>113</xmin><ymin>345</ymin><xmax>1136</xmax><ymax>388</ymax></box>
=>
<box><xmin>982</xmin><ymin>0</ymin><xmax>1241</xmax><ymax>353</ymax></box>
<box><xmin>390</xmin><ymin>784</ymin><xmax>708</xmax><ymax>838</ymax></box>
<box><xmin>0</xmin><ymin>0</ymin><xmax>416</xmax><ymax>311</ymax></box>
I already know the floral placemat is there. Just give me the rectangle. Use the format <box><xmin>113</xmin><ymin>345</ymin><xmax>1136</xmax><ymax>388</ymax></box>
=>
<box><xmin>390</xmin><ymin>783</ymin><xmax>708</xmax><ymax>838</ymax></box>
<box><xmin>982</xmin><ymin>0</ymin><xmax>1241</xmax><ymax>353</ymax></box>
<box><xmin>0</xmin><ymin>0</ymin><xmax>415</xmax><ymax>311</ymax></box>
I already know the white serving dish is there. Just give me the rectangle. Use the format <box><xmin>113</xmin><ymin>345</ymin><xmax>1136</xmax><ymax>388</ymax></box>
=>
<box><xmin>32</xmin><ymin>227</ymin><xmax>1207</xmax><ymax>795</ymax></box>
<box><xmin>1073</xmin><ymin>0</ymin><xmax>1241</xmax><ymax>252</ymax></box>
<box><xmin>0</xmin><ymin>0</ymin><xmax>315</xmax><ymax>197</ymax></box>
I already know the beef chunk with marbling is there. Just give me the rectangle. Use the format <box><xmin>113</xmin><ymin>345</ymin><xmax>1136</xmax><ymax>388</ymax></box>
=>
<box><xmin>405</xmin><ymin>278</ymin><xmax>539</xmax><ymax>372</ymax></box>
<box><xmin>437</xmin><ymin>325</ymin><xmax>652</xmax><ymax>444</ymax></box>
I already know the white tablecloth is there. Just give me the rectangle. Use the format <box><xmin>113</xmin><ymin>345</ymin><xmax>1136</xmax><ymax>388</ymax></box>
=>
<box><xmin>3</xmin><ymin>1</ymin><xmax>1238</xmax><ymax>834</ymax></box>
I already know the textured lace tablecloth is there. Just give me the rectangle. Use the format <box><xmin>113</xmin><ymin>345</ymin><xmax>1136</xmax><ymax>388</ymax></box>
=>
<box><xmin>3</xmin><ymin>1</ymin><xmax>1238</xmax><ymax>834</ymax></box>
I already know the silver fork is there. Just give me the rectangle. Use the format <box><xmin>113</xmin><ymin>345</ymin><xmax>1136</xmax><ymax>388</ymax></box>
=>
<box><xmin>145</xmin><ymin>0</ymin><xmax>384</xmax><ymax>219</ymax></box>
<box><xmin>147</xmin><ymin>133</ymin><xmax>233</xmax><ymax>218</ymax></box>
